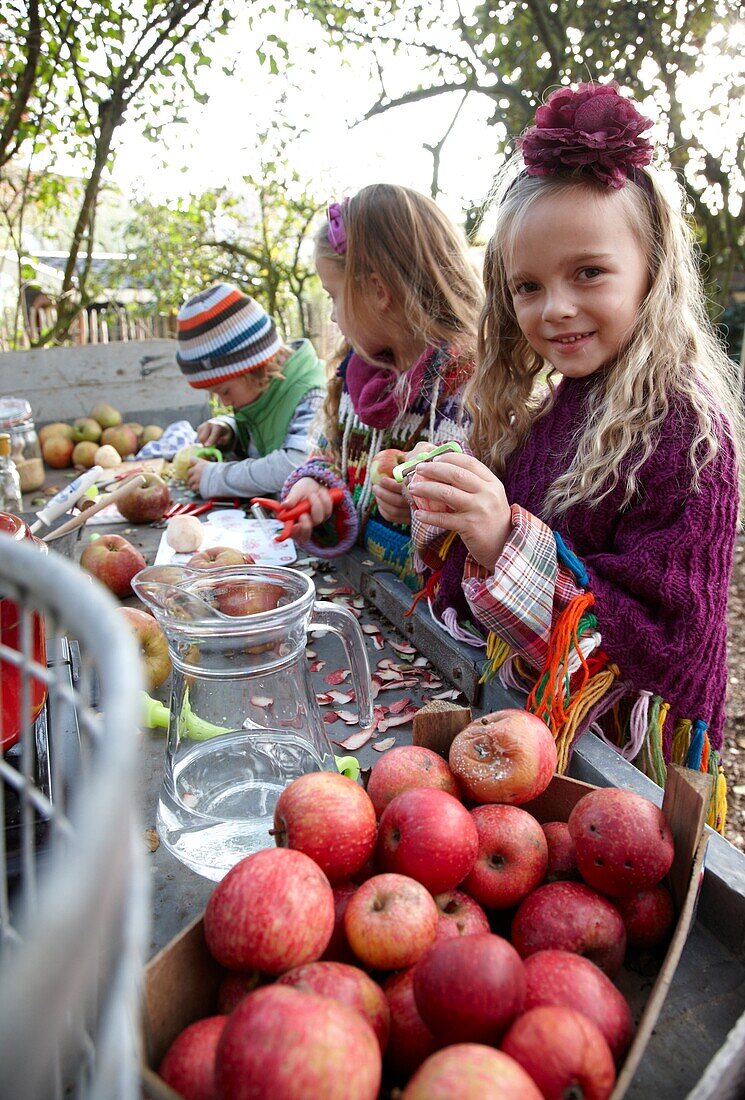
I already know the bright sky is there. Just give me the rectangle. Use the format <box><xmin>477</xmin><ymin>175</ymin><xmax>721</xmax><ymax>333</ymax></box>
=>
<box><xmin>107</xmin><ymin>2</ymin><xmax>742</xmax><ymax>226</ymax></box>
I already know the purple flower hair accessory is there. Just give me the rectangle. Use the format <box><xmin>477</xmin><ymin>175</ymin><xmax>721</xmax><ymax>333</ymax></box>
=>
<box><xmin>518</xmin><ymin>82</ymin><xmax>654</xmax><ymax>190</ymax></box>
<box><xmin>327</xmin><ymin>200</ymin><xmax>348</xmax><ymax>255</ymax></box>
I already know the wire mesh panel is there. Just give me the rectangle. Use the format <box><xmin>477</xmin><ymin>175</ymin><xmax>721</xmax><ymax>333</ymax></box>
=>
<box><xmin>0</xmin><ymin>534</ymin><xmax>146</xmax><ymax>1099</ymax></box>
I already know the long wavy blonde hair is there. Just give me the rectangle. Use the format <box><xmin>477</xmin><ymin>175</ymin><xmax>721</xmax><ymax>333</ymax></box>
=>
<box><xmin>467</xmin><ymin>162</ymin><xmax>744</xmax><ymax>519</ymax></box>
<box><xmin>316</xmin><ymin>183</ymin><xmax>483</xmax><ymax>458</ymax></box>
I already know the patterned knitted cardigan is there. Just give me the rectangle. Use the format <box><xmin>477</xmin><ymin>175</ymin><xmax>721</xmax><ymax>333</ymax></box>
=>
<box><xmin>282</xmin><ymin>345</ymin><xmax>472</xmax><ymax>585</ymax></box>
<box><xmin>415</xmin><ymin>375</ymin><xmax>739</xmax><ymax>830</ymax></box>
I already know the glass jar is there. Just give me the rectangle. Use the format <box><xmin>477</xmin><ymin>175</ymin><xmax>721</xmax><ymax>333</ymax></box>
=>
<box><xmin>0</xmin><ymin>512</ymin><xmax>48</xmax><ymax>750</ymax></box>
<box><xmin>0</xmin><ymin>397</ymin><xmax>45</xmax><ymax>493</ymax></box>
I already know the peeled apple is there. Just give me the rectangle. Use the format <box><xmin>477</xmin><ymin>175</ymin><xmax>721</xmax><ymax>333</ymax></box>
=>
<box><xmin>95</xmin><ymin>444</ymin><xmax>122</xmax><ymax>468</ymax></box>
<box><xmin>166</xmin><ymin>514</ymin><xmax>204</xmax><ymax>552</ymax></box>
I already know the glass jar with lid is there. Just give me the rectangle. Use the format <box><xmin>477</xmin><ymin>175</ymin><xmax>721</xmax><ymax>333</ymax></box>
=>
<box><xmin>0</xmin><ymin>397</ymin><xmax>45</xmax><ymax>493</ymax></box>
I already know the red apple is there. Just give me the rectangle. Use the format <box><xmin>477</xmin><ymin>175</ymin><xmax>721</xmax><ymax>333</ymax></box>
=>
<box><xmin>119</xmin><ymin>606</ymin><xmax>171</xmax><ymax>690</ymax></box>
<box><xmin>204</xmin><ymin>847</ymin><xmax>334</xmax><ymax>975</ymax></box>
<box><xmin>370</xmin><ymin>448</ymin><xmax>407</xmax><ymax>486</ymax></box>
<box><xmin>502</xmin><ymin>1006</ymin><xmax>616</xmax><ymax>1100</ymax></box>
<box><xmin>433</xmin><ymin>889</ymin><xmax>490</xmax><ymax>941</ymax></box>
<box><xmin>216</xmin><ymin>970</ymin><xmax>261</xmax><ymax>1014</ymax></box>
<box><xmin>568</xmin><ymin>788</ymin><xmax>675</xmax><ymax>897</ymax></box>
<box><xmin>158</xmin><ymin>1015</ymin><xmax>227</xmax><ymax>1100</ymax></box>
<box><xmin>321</xmin><ymin>882</ymin><xmax>359</xmax><ymax>964</ymax></box>
<box><xmin>272</xmin><ymin>772</ymin><xmax>377</xmax><ymax>884</ymax></box>
<box><xmin>101</xmin><ymin>423</ymin><xmax>139</xmax><ymax>457</ymax></box>
<box><xmin>522</xmin><ymin>950</ymin><xmax>634</xmax><ymax>1062</ymax></box>
<box><xmin>276</xmin><ymin>960</ymin><xmax>390</xmax><ymax>1053</ymax></box>
<box><xmin>614</xmin><ymin>883</ymin><xmax>675</xmax><ymax>949</ymax></box>
<box><xmin>187</xmin><ymin>545</ymin><xmax>256</xmax><ymax>569</ymax></box>
<box><xmin>511</xmin><ymin>881</ymin><xmax>627</xmax><ymax>978</ymax></box>
<box><xmin>343</xmin><ymin>873</ymin><xmax>438</xmax><ymax>971</ymax></box>
<box><xmin>382</xmin><ymin>967</ymin><xmax>439</xmax><ymax>1079</ymax></box>
<box><xmin>449</xmin><ymin>709</ymin><xmax>557</xmax><ymax>805</ymax></box>
<box><xmin>214</xmin><ymin>577</ymin><xmax>282</xmax><ymax>617</ymax></box>
<box><xmin>403</xmin><ymin>1044</ymin><xmax>543</xmax><ymax>1099</ymax></box>
<box><xmin>413</xmin><ymin>933</ymin><xmax>526</xmax><ymax>1045</ymax></box>
<box><xmin>366</xmin><ymin>745</ymin><xmax>461</xmax><ymax>818</ymax></box>
<box><xmin>376</xmin><ymin>787</ymin><xmax>478</xmax><ymax>894</ymax></box>
<box><xmin>79</xmin><ymin>533</ymin><xmax>147</xmax><ymax>598</ymax></box>
<box><xmin>115</xmin><ymin>472</ymin><xmax>172</xmax><ymax>523</ymax></box>
<box><xmin>542</xmin><ymin>820</ymin><xmax>580</xmax><ymax>881</ymax></box>
<box><xmin>42</xmin><ymin>435</ymin><xmax>75</xmax><ymax>468</ymax></box>
<box><xmin>462</xmin><ymin>804</ymin><xmax>548</xmax><ymax>910</ymax></box>
<box><xmin>215</xmin><ymin>985</ymin><xmax>381</xmax><ymax>1100</ymax></box>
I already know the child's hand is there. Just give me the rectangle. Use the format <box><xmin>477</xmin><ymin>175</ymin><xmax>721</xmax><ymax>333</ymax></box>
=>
<box><xmin>373</xmin><ymin>477</ymin><xmax>411</xmax><ymax>526</ymax></box>
<box><xmin>186</xmin><ymin>457</ymin><xmax>207</xmax><ymax>494</ymax></box>
<box><xmin>197</xmin><ymin>420</ymin><xmax>231</xmax><ymax>448</ymax></box>
<box><xmin>408</xmin><ymin>453</ymin><xmax>512</xmax><ymax>573</ymax></box>
<box><xmin>282</xmin><ymin>477</ymin><xmax>336</xmax><ymax>542</ymax></box>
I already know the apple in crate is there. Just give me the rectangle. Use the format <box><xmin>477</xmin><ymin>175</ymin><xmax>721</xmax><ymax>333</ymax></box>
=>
<box><xmin>511</xmin><ymin>880</ymin><xmax>627</xmax><ymax>978</ymax></box>
<box><xmin>370</xmin><ymin>447</ymin><xmax>407</xmax><ymax>486</ymax></box>
<box><xmin>433</xmin><ymin>889</ymin><xmax>490</xmax><ymax>941</ymax></box>
<box><xmin>118</xmin><ymin>606</ymin><xmax>171</xmax><ymax>690</ymax></box>
<box><xmin>522</xmin><ymin>949</ymin><xmax>634</xmax><ymax>1062</ymax></box>
<box><xmin>158</xmin><ymin>1014</ymin><xmax>227</xmax><ymax>1100</ymax></box>
<box><xmin>501</xmin><ymin>1006</ymin><xmax>616</xmax><ymax>1100</ymax></box>
<box><xmin>344</xmin><ymin>873</ymin><xmax>438</xmax><ymax>971</ymax></box>
<box><xmin>449</xmin><ymin>709</ymin><xmax>557</xmax><ymax>804</ymax></box>
<box><xmin>462</xmin><ymin>804</ymin><xmax>548</xmax><ymax>910</ymax></box>
<box><xmin>382</xmin><ymin>967</ymin><xmax>439</xmax><ymax>1079</ymax></box>
<box><xmin>187</xmin><ymin>546</ymin><xmax>256</xmax><ymax>569</ymax></box>
<box><xmin>376</xmin><ymin>787</ymin><xmax>478</xmax><ymax>894</ymax></box>
<box><xmin>413</xmin><ymin>933</ymin><xmax>526</xmax><ymax>1045</ymax></box>
<box><xmin>204</xmin><ymin>847</ymin><xmax>334</xmax><ymax>975</ymax></box>
<box><xmin>403</xmin><ymin>1044</ymin><xmax>543</xmax><ymax>1100</ymax></box>
<box><xmin>568</xmin><ymin>787</ymin><xmax>675</xmax><ymax>896</ymax></box>
<box><xmin>114</xmin><ymin>472</ymin><xmax>171</xmax><ymax>524</ymax></box>
<box><xmin>366</xmin><ymin>744</ymin><xmax>461</xmax><ymax>818</ymax></box>
<box><xmin>216</xmin><ymin>970</ymin><xmax>261</xmax><ymax>1014</ymax></box>
<box><xmin>321</xmin><ymin>882</ymin><xmax>358</xmax><ymax>964</ymax></box>
<box><xmin>615</xmin><ymin>883</ymin><xmax>675</xmax><ymax>950</ymax></box>
<box><xmin>276</xmin><ymin>960</ymin><xmax>390</xmax><ymax>1053</ymax></box>
<box><xmin>79</xmin><ymin>533</ymin><xmax>147</xmax><ymax>598</ymax></box>
<box><xmin>272</xmin><ymin>772</ymin><xmax>377</xmax><ymax>884</ymax></box>
<box><xmin>542</xmin><ymin>820</ymin><xmax>580</xmax><ymax>882</ymax></box>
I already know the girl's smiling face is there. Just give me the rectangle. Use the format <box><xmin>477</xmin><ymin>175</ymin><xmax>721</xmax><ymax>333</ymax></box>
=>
<box><xmin>506</xmin><ymin>188</ymin><xmax>650</xmax><ymax>379</ymax></box>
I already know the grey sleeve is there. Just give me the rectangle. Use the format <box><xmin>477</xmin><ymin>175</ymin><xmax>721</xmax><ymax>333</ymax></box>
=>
<box><xmin>197</xmin><ymin>389</ymin><xmax>323</xmax><ymax>499</ymax></box>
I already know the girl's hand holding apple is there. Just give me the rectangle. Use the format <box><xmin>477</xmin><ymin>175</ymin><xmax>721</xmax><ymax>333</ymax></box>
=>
<box><xmin>409</xmin><ymin>453</ymin><xmax>512</xmax><ymax>573</ymax></box>
<box><xmin>372</xmin><ymin>477</ymin><xmax>411</xmax><ymax>525</ymax></box>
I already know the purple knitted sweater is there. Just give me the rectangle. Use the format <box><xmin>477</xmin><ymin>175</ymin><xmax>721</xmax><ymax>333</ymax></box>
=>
<box><xmin>502</xmin><ymin>375</ymin><xmax>738</xmax><ymax>752</ymax></box>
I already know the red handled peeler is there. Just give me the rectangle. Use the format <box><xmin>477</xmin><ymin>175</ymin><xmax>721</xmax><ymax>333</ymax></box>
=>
<box><xmin>250</xmin><ymin>488</ymin><xmax>345</xmax><ymax>542</ymax></box>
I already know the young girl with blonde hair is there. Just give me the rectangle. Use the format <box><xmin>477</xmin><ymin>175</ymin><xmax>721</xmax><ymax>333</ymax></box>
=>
<box><xmin>280</xmin><ymin>182</ymin><xmax>483</xmax><ymax>583</ymax></box>
<box><xmin>408</xmin><ymin>83</ymin><xmax>743</xmax><ymax>827</ymax></box>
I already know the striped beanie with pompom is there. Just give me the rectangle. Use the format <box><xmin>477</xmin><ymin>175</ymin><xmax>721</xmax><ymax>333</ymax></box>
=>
<box><xmin>176</xmin><ymin>283</ymin><xmax>282</xmax><ymax>389</ymax></box>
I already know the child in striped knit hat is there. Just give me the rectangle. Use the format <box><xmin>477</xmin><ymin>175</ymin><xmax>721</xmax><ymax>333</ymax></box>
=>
<box><xmin>176</xmin><ymin>283</ymin><xmax>327</xmax><ymax>499</ymax></box>
<box><xmin>405</xmin><ymin>83</ymin><xmax>743</xmax><ymax>829</ymax></box>
<box><xmin>279</xmin><ymin>183</ymin><xmax>483</xmax><ymax>585</ymax></box>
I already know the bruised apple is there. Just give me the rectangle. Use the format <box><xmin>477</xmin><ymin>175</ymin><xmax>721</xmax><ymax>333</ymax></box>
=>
<box><xmin>215</xmin><ymin>985</ymin><xmax>381</xmax><ymax>1100</ymax></box>
<box><xmin>370</xmin><ymin>448</ymin><xmax>406</xmax><ymax>486</ymax></box>
<box><xmin>462</xmin><ymin>804</ymin><xmax>548</xmax><ymax>910</ymax></box>
<box><xmin>449</xmin><ymin>709</ymin><xmax>557</xmax><ymax>805</ymax></box>
<box><xmin>115</xmin><ymin>472</ymin><xmax>171</xmax><ymax>523</ymax></box>
<box><xmin>403</xmin><ymin>1045</ymin><xmax>543</xmax><ymax>1100</ymax></box>
<box><xmin>119</xmin><ymin>606</ymin><xmax>171</xmax><ymax>690</ymax></box>
<box><xmin>366</xmin><ymin>745</ymin><xmax>461</xmax><ymax>818</ymax></box>
<box><xmin>276</xmin><ymin>960</ymin><xmax>390</xmax><ymax>1053</ymax></box>
<box><xmin>568</xmin><ymin>787</ymin><xmax>675</xmax><ymax>897</ymax></box>
<box><xmin>187</xmin><ymin>545</ymin><xmax>256</xmax><ymax>569</ymax></box>
<box><xmin>501</xmin><ymin>1007</ymin><xmax>616</xmax><ymax>1100</ymax></box>
<box><xmin>511</xmin><ymin>880</ymin><xmax>627</xmax><ymax>978</ymax></box>
<box><xmin>79</xmin><ymin>534</ymin><xmax>147</xmax><ymax>598</ymax></box>
<box><xmin>158</xmin><ymin>1015</ymin><xmax>228</xmax><ymax>1100</ymax></box>
<box><xmin>272</xmin><ymin>772</ymin><xmax>377</xmax><ymax>883</ymax></box>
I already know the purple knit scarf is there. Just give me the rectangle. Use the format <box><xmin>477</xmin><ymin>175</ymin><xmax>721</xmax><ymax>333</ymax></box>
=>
<box><xmin>345</xmin><ymin>350</ymin><xmax>429</xmax><ymax>429</ymax></box>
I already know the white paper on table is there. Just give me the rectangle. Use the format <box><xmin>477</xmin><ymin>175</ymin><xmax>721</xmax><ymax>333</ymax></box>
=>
<box><xmin>153</xmin><ymin>509</ymin><xmax>297</xmax><ymax>566</ymax></box>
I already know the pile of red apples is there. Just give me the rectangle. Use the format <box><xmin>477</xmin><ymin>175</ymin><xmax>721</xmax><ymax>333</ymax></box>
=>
<box><xmin>157</xmin><ymin>708</ymin><xmax>677</xmax><ymax>1100</ymax></box>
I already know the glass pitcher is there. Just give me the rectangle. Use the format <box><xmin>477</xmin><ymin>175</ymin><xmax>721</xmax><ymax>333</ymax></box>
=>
<box><xmin>133</xmin><ymin>564</ymin><xmax>374</xmax><ymax>880</ymax></box>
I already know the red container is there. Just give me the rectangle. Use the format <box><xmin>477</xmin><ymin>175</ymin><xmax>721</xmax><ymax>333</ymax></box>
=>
<box><xmin>0</xmin><ymin>513</ymin><xmax>48</xmax><ymax>751</ymax></box>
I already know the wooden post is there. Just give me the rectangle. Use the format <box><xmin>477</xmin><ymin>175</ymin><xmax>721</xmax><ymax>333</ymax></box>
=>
<box><xmin>411</xmin><ymin>699</ymin><xmax>473</xmax><ymax>759</ymax></box>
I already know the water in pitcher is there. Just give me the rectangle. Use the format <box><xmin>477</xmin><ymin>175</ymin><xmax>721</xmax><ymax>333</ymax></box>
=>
<box><xmin>158</xmin><ymin>727</ymin><xmax>326</xmax><ymax>880</ymax></box>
